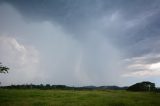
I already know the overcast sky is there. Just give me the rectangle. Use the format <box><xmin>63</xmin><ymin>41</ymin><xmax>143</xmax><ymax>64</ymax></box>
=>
<box><xmin>1</xmin><ymin>0</ymin><xmax>160</xmax><ymax>87</ymax></box>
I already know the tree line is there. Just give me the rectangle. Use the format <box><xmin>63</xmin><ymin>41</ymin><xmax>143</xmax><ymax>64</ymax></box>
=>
<box><xmin>127</xmin><ymin>81</ymin><xmax>160</xmax><ymax>92</ymax></box>
<box><xmin>0</xmin><ymin>84</ymin><xmax>128</xmax><ymax>90</ymax></box>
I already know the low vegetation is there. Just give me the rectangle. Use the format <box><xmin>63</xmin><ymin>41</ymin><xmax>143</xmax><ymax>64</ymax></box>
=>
<box><xmin>0</xmin><ymin>89</ymin><xmax>160</xmax><ymax>106</ymax></box>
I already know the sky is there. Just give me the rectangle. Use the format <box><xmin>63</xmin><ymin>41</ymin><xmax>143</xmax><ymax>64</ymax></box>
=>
<box><xmin>0</xmin><ymin>0</ymin><xmax>160</xmax><ymax>87</ymax></box>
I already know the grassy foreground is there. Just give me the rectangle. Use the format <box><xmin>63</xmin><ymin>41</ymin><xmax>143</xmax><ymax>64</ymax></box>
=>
<box><xmin>0</xmin><ymin>89</ymin><xmax>160</xmax><ymax>106</ymax></box>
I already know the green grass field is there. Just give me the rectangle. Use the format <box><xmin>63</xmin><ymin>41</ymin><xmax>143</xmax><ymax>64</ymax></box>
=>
<box><xmin>0</xmin><ymin>89</ymin><xmax>160</xmax><ymax>106</ymax></box>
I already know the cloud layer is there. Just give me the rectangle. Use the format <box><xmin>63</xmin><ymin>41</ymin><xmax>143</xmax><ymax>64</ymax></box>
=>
<box><xmin>1</xmin><ymin>1</ymin><xmax>160</xmax><ymax>86</ymax></box>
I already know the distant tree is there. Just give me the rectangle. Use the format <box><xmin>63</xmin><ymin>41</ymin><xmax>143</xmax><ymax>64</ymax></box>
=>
<box><xmin>127</xmin><ymin>81</ymin><xmax>155</xmax><ymax>92</ymax></box>
<box><xmin>46</xmin><ymin>84</ymin><xmax>51</xmax><ymax>89</ymax></box>
<box><xmin>0</xmin><ymin>63</ymin><xmax>9</xmax><ymax>73</ymax></box>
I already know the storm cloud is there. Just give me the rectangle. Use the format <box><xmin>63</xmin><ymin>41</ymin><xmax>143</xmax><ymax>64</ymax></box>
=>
<box><xmin>1</xmin><ymin>0</ymin><xmax>160</xmax><ymax>86</ymax></box>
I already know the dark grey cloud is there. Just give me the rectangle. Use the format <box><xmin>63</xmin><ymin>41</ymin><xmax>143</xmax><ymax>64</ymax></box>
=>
<box><xmin>2</xmin><ymin>0</ymin><xmax>160</xmax><ymax>45</ymax></box>
<box><xmin>1</xmin><ymin>0</ymin><xmax>101</xmax><ymax>25</ymax></box>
